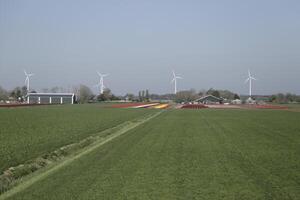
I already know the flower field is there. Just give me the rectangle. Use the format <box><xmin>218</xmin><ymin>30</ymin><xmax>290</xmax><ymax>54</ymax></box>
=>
<box><xmin>181</xmin><ymin>104</ymin><xmax>208</xmax><ymax>109</ymax></box>
<box><xmin>153</xmin><ymin>104</ymin><xmax>169</xmax><ymax>109</ymax></box>
<box><xmin>111</xmin><ymin>102</ymin><xmax>169</xmax><ymax>109</ymax></box>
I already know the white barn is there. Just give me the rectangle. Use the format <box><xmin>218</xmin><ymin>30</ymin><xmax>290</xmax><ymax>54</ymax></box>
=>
<box><xmin>27</xmin><ymin>93</ymin><xmax>75</xmax><ymax>104</ymax></box>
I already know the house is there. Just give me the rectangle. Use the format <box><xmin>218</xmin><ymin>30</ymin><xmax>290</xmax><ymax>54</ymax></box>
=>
<box><xmin>232</xmin><ymin>99</ymin><xmax>242</xmax><ymax>104</ymax></box>
<box><xmin>194</xmin><ymin>95</ymin><xmax>223</xmax><ymax>104</ymax></box>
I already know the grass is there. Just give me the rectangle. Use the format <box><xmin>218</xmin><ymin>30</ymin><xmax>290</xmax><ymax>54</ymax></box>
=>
<box><xmin>2</xmin><ymin>109</ymin><xmax>299</xmax><ymax>199</ymax></box>
<box><xmin>0</xmin><ymin>104</ymin><xmax>158</xmax><ymax>172</ymax></box>
<box><xmin>284</xmin><ymin>103</ymin><xmax>300</xmax><ymax>111</ymax></box>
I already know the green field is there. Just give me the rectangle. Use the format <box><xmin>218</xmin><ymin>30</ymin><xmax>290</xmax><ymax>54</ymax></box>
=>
<box><xmin>0</xmin><ymin>105</ymin><xmax>158</xmax><ymax>172</ymax></box>
<box><xmin>1</xmin><ymin>108</ymin><xmax>299</xmax><ymax>199</ymax></box>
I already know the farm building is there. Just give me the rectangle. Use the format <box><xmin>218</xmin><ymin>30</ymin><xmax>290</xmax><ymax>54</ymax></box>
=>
<box><xmin>194</xmin><ymin>95</ymin><xmax>223</xmax><ymax>104</ymax></box>
<box><xmin>232</xmin><ymin>99</ymin><xmax>242</xmax><ymax>104</ymax></box>
<box><xmin>26</xmin><ymin>93</ymin><xmax>75</xmax><ymax>104</ymax></box>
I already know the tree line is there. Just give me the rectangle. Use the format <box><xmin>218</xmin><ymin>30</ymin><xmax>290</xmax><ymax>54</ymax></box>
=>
<box><xmin>0</xmin><ymin>85</ymin><xmax>299</xmax><ymax>104</ymax></box>
<box><xmin>171</xmin><ymin>88</ymin><xmax>240</xmax><ymax>103</ymax></box>
<box><xmin>269</xmin><ymin>93</ymin><xmax>300</xmax><ymax>103</ymax></box>
<box><xmin>0</xmin><ymin>86</ymin><xmax>28</xmax><ymax>102</ymax></box>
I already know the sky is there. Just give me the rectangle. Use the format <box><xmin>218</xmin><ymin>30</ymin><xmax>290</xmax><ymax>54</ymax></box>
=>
<box><xmin>0</xmin><ymin>0</ymin><xmax>300</xmax><ymax>95</ymax></box>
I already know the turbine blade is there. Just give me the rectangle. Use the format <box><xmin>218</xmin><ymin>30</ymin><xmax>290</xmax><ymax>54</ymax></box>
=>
<box><xmin>248</xmin><ymin>69</ymin><xmax>251</xmax><ymax>77</ymax></box>
<box><xmin>172</xmin><ymin>70</ymin><xmax>176</xmax><ymax>77</ymax></box>
<box><xmin>176</xmin><ymin>76</ymin><xmax>183</xmax><ymax>79</ymax></box>
<box><xmin>24</xmin><ymin>70</ymin><xmax>28</xmax><ymax>76</ymax></box>
<box><xmin>245</xmin><ymin>78</ymin><xmax>250</xmax><ymax>83</ymax></box>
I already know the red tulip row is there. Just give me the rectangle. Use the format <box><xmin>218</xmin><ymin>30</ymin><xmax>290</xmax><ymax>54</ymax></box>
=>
<box><xmin>181</xmin><ymin>104</ymin><xmax>208</xmax><ymax>109</ymax></box>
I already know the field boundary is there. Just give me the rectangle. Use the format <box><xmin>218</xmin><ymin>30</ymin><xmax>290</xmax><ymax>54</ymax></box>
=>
<box><xmin>0</xmin><ymin>111</ymin><xmax>162</xmax><ymax>199</ymax></box>
<box><xmin>0</xmin><ymin>103</ymin><xmax>58</xmax><ymax>108</ymax></box>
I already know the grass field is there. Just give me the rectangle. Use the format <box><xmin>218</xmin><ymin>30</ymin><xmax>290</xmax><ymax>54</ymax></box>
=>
<box><xmin>0</xmin><ymin>104</ymin><xmax>158</xmax><ymax>172</ymax></box>
<box><xmin>284</xmin><ymin>103</ymin><xmax>300</xmax><ymax>112</ymax></box>
<box><xmin>1</xmin><ymin>108</ymin><xmax>299</xmax><ymax>199</ymax></box>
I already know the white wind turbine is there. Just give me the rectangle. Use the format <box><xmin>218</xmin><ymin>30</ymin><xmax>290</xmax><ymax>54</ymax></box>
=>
<box><xmin>245</xmin><ymin>69</ymin><xmax>257</xmax><ymax>98</ymax></box>
<box><xmin>24</xmin><ymin>70</ymin><xmax>34</xmax><ymax>93</ymax></box>
<box><xmin>96</xmin><ymin>71</ymin><xmax>109</xmax><ymax>94</ymax></box>
<box><xmin>171</xmin><ymin>70</ymin><xmax>183</xmax><ymax>94</ymax></box>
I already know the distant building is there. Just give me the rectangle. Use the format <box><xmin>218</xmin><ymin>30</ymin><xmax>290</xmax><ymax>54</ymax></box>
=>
<box><xmin>245</xmin><ymin>97</ymin><xmax>256</xmax><ymax>104</ymax></box>
<box><xmin>232</xmin><ymin>99</ymin><xmax>242</xmax><ymax>104</ymax></box>
<box><xmin>194</xmin><ymin>95</ymin><xmax>223</xmax><ymax>104</ymax></box>
<box><xmin>27</xmin><ymin>93</ymin><xmax>75</xmax><ymax>104</ymax></box>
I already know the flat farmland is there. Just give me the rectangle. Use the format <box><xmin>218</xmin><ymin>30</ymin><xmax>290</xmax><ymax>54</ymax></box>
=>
<box><xmin>0</xmin><ymin>104</ymin><xmax>158</xmax><ymax>172</ymax></box>
<box><xmin>3</xmin><ymin>109</ymin><xmax>300</xmax><ymax>200</ymax></box>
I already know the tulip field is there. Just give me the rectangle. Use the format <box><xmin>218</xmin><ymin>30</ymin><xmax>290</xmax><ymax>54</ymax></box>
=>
<box><xmin>1</xmin><ymin>105</ymin><xmax>300</xmax><ymax>199</ymax></box>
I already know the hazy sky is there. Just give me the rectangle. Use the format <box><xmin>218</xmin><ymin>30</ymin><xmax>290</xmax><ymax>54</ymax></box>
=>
<box><xmin>0</xmin><ymin>0</ymin><xmax>299</xmax><ymax>95</ymax></box>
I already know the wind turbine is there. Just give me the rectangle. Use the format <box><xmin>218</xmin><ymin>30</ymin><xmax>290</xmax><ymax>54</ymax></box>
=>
<box><xmin>96</xmin><ymin>71</ymin><xmax>109</xmax><ymax>94</ymax></box>
<box><xmin>245</xmin><ymin>69</ymin><xmax>257</xmax><ymax>98</ymax></box>
<box><xmin>24</xmin><ymin>70</ymin><xmax>34</xmax><ymax>93</ymax></box>
<box><xmin>171</xmin><ymin>70</ymin><xmax>182</xmax><ymax>94</ymax></box>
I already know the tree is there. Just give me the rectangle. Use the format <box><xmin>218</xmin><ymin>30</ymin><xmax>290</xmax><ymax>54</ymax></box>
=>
<box><xmin>125</xmin><ymin>93</ymin><xmax>135</xmax><ymax>101</ymax></box>
<box><xmin>78</xmin><ymin>85</ymin><xmax>93</xmax><ymax>103</ymax></box>
<box><xmin>142</xmin><ymin>90</ymin><xmax>145</xmax><ymax>101</ymax></box>
<box><xmin>50</xmin><ymin>86</ymin><xmax>60</xmax><ymax>93</ymax></box>
<box><xmin>285</xmin><ymin>93</ymin><xmax>294</xmax><ymax>102</ymax></box>
<box><xmin>207</xmin><ymin>88</ymin><xmax>220</xmax><ymax>98</ymax></box>
<box><xmin>206</xmin><ymin>88</ymin><xmax>235</xmax><ymax>100</ymax></box>
<box><xmin>233</xmin><ymin>94</ymin><xmax>240</xmax><ymax>100</ymax></box>
<box><xmin>145</xmin><ymin>89</ymin><xmax>150</xmax><ymax>102</ymax></box>
<box><xmin>97</xmin><ymin>88</ymin><xmax>113</xmax><ymax>101</ymax></box>
<box><xmin>269</xmin><ymin>95</ymin><xmax>277</xmax><ymax>102</ymax></box>
<box><xmin>175</xmin><ymin>89</ymin><xmax>198</xmax><ymax>103</ymax></box>
<box><xmin>21</xmin><ymin>86</ymin><xmax>27</xmax><ymax>97</ymax></box>
<box><xmin>212</xmin><ymin>90</ymin><xmax>220</xmax><ymax>98</ymax></box>
<box><xmin>198</xmin><ymin>89</ymin><xmax>206</xmax><ymax>97</ymax></box>
<box><xmin>10</xmin><ymin>87</ymin><xmax>22</xmax><ymax>100</ymax></box>
<box><xmin>219</xmin><ymin>90</ymin><xmax>235</xmax><ymax>100</ymax></box>
<box><xmin>138</xmin><ymin>91</ymin><xmax>142</xmax><ymax>102</ymax></box>
<box><xmin>206</xmin><ymin>88</ymin><xmax>215</xmax><ymax>95</ymax></box>
<box><xmin>0</xmin><ymin>86</ymin><xmax>9</xmax><ymax>101</ymax></box>
<box><xmin>111</xmin><ymin>94</ymin><xmax>121</xmax><ymax>101</ymax></box>
<box><xmin>268</xmin><ymin>93</ymin><xmax>299</xmax><ymax>103</ymax></box>
<box><xmin>276</xmin><ymin>93</ymin><xmax>286</xmax><ymax>103</ymax></box>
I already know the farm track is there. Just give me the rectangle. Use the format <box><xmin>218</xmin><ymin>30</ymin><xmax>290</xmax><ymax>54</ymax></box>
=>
<box><xmin>0</xmin><ymin>111</ymin><xmax>163</xmax><ymax>199</ymax></box>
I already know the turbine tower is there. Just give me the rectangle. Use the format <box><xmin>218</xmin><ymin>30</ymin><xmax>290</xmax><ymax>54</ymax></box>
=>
<box><xmin>245</xmin><ymin>69</ymin><xmax>257</xmax><ymax>98</ymax></box>
<box><xmin>24</xmin><ymin>70</ymin><xmax>34</xmax><ymax>93</ymax></box>
<box><xmin>171</xmin><ymin>70</ymin><xmax>182</xmax><ymax>94</ymax></box>
<box><xmin>96</xmin><ymin>72</ymin><xmax>109</xmax><ymax>94</ymax></box>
